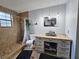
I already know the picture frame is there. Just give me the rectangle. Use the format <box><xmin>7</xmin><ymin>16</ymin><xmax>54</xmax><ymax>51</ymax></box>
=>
<box><xmin>44</xmin><ymin>17</ymin><xmax>56</xmax><ymax>27</ymax></box>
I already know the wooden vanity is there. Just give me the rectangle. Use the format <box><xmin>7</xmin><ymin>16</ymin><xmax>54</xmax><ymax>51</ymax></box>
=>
<box><xmin>34</xmin><ymin>34</ymin><xmax>72</xmax><ymax>59</ymax></box>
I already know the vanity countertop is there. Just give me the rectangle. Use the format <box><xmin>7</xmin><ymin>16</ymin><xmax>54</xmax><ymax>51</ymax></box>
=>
<box><xmin>35</xmin><ymin>34</ymin><xmax>71</xmax><ymax>41</ymax></box>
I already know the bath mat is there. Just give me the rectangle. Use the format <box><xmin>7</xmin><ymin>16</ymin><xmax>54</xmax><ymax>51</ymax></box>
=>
<box><xmin>16</xmin><ymin>50</ymin><xmax>32</xmax><ymax>59</ymax></box>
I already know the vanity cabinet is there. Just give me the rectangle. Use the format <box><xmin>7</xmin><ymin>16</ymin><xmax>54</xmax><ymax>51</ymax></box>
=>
<box><xmin>34</xmin><ymin>34</ymin><xmax>72</xmax><ymax>59</ymax></box>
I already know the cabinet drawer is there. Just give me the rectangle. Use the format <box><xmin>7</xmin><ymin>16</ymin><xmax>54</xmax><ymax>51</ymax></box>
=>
<box><xmin>35</xmin><ymin>39</ymin><xmax>43</xmax><ymax>46</ymax></box>
<box><xmin>60</xmin><ymin>41</ymin><xmax>70</xmax><ymax>45</ymax></box>
<box><xmin>59</xmin><ymin>41</ymin><xmax>70</xmax><ymax>48</ymax></box>
<box><xmin>57</xmin><ymin>51</ymin><xmax>70</xmax><ymax>58</ymax></box>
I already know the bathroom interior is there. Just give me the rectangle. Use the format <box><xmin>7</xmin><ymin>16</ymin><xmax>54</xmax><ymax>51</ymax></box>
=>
<box><xmin>0</xmin><ymin>0</ymin><xmax>79</xmax><ymax>59</ymax></box>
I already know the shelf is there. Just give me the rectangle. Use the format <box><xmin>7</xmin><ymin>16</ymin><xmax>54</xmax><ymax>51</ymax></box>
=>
<box><xmin>45</xmin><ymin>48</ymin><xmax>56</xmax><ymax>51</ymax></box>
<box><xmin>44</xmin><ymin>52</ymin><xmax>57</xmax><ymax>57</ymax></box>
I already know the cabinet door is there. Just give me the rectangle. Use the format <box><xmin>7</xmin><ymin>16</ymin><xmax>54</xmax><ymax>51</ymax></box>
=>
<box><xmin>35</xmin><ymin>38</ymin><xmax>44</xmax><ymax>52</ymax></box>
<box><xmin>57</xmin><ymin>40</ymin><xmax>71</xmax><ymax>59</ymax></box>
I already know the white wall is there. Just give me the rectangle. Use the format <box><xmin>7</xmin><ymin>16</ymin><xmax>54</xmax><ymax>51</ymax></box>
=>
<box><xmin>29</xmin><ymin>4</ymin><xmax>66</xmax><ymax>34</ymax></box>
<box><xmin>65</xmin><ymin>0</ymin><xmax>78</xmax><ymax>59</ymax></box>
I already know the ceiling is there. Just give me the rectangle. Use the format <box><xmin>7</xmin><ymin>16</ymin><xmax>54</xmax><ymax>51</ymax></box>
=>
<box><xmin>0</xmin><ymin>0</ymin><xmax>68</xmax><ymax>13</ymax></box>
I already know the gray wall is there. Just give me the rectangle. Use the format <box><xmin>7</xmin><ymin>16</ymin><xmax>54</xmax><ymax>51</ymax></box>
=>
<box><xmin>29</xmin><ymin>4</ymin><xmax>66</xmax><ymax>34</ymax></box>
<box><xmin>65</xmin><ymin>0</ymin><xmax>78</xmax><ymax>59</ymax></box>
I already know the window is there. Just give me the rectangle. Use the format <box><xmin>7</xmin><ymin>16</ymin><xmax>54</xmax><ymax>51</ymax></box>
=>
<box><xmin>0</xmin><ymin>12</ymin><xmax>12</xmax><ymax>27</ymax></box>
